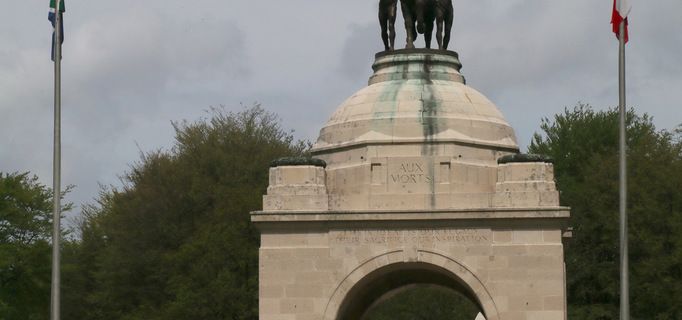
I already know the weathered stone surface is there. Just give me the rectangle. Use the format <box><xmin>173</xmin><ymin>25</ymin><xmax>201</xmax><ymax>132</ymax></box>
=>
<box><xmin>255</xmin><ymin>221</ymin><xmax>568</xmax><ymax>319</ymax></box>
<box><xmin>492</xmin><ymin>162</ymin><xmax>561</xmax><ymax>208</ymax></box>
<box><xmin>252</xmin><ymin>50</ymin><xmax>570</xmax><ymax>320</ymax></box>
<box><xmin>263</xmin><ymin>166</ymin><xmax>328</xmax><ymax>211</ymax></box>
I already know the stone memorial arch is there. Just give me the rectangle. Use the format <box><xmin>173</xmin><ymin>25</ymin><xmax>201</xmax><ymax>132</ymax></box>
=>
<box><xmin>251</xmin><ymin>49</ymin><xmax>570</xmax><ymax>320</ymax></box>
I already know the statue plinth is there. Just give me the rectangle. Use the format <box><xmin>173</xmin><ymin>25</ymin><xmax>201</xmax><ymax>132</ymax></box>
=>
<box><xmin>370</xmin><ymin>49</ymin><xmax>464</xmax><ymax>84</ymax></box>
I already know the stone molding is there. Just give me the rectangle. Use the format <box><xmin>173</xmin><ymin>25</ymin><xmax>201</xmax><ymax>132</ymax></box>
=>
<box><xmin>322</xmin><ymin>249</ymin><xmax>501</xmax><ymax>320</ymax></box>
<box><xmin>252</xmin><ymin>208</ymin><xmax>569</xmax><ymax>224</ymax></box>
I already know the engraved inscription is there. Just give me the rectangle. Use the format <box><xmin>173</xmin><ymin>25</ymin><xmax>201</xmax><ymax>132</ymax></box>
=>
<box><xmin>389</xmin><ymin>162</ymin><xmax>433</xmax><ymax>184</ymax></box>
<box><xmin>332</xmin><ymin>229</ymin><xmax>490</xmax><ymax>245</ymax></box>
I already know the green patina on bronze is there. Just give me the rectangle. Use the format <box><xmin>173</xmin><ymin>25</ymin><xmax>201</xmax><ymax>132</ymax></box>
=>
<box><xmin>497</xmin><ymin>154</ymin><xmax>554</xmax><ymax>164</ymax></box>
<box><xmin>270</xmin><ymin>157</ymin><xmax>327</xmax><ymax>168</ymax></box>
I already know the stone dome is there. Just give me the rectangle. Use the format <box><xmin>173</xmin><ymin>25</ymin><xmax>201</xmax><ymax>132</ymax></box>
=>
<box><xmin>312</xmin><ymin>49</ymin><xmax>518</xmax><ymax>156</ymax></box>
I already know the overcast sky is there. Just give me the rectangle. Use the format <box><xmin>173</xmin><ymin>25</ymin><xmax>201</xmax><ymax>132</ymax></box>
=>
<box><xmin>1</xmin><ymin>0</ymin><xmax>681</xmax><ymax>222</ymax></box>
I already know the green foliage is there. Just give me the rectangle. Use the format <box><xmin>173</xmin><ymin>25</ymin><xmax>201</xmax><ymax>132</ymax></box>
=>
<box><xmin>64</xmin><ymin>105</ymin><xmax>307</xmax><ymax>319</ymax></box>
<box><xmin>363</xmin><ymin>285</ymin><xmax>480</xmax><ymax>320</ymax></box>
<box><xmin>0</xmin><ymin>172</ymin><xmax>70</xmax><ymax>320</ymax></box>
<box><xmin>529</xmin><ymin>104</ymin><xmax>682</xmax><ymax>319</ymax></box>
<box><xmin>54</xmin><ymin>103</ymin><xmax>682</xmax><ymax>319</ymax></box>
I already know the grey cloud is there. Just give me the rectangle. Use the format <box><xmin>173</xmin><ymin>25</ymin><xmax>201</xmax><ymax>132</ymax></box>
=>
<box><xmin>1</xmin><ymin>1</ymin><xmax>250</xmax><ymax>219</ymax></box>
<box><xmin>338</xmin><ymin>23</ymin><xmax>379</xmax><ymax>82</ymax></box>
<box><xmin>1</xmin><ymin>0</ymin><xmax>681</xmax><ymax>218</ymax></box>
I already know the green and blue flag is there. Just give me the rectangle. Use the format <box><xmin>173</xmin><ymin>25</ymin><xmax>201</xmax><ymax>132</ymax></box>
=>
<box><xmin>48</xmin><ymin>0</ymin><xmax>65</xmax><ymax>61</ymax></box>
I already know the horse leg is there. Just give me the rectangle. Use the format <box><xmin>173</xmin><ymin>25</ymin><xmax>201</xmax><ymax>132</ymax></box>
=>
<box><xmin>443</xmin><ymin>11</ymin><xmax>453</xmax><ymax>50</ymax></box>
<box><xmin>388</xmin><ymin>3</ymin><xmax>397</xmax><ymax>50</ymax></box>
<box><xmin>404</xmin><ymin>18</ymin><xmax>416</xmax><ymax>49</ymax></box>
<box><xmin>380</xmin><ymin>23</ymin><xmax>390</xmax><ymax>51</ymax></box>
<box><xmin>425</xmin><ymin>21</ymin><xmax>434</xmax><ymax>49</ymax></box>
<box><xmin>436</xmin><ymin>16</ymin><xmax>444</xmax><ymax>50</ymax></box>
<box><xmin>401</xmin><ymin>1</ymin><xmax>416</xmax><ymax>49</ymax></box>
<box><xmin>381</xmin><ymin>23</ymin><xmax>390</xmax><ymax>51</ymax></box>
<box><xmin>411</xmin><ymin>25</ymin><xmax>418</xmax><ymax>46</ymax></box>
<box><xmin>379</xmin><ymin>10</ymin><xmax>389</xmax><ymax>51</ymax></box>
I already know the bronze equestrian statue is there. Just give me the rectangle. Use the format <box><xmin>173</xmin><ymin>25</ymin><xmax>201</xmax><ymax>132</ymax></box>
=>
<box><xmin>379</xmin><ymin>0</ymin><xmax>398</xmax><ymax>51</ymax></box>
<box><xmin>389</xmin><ymin>0</ymin><xmax>453</xmax><ymax>50</ymax></box>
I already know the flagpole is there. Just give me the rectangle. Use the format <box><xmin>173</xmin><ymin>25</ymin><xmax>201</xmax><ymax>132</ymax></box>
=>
<box><xmin>618</xmin><ymin>20</ymin><xmax>629</xmax><ymax>320</ymax></box>
<box><xmin>50</xmin><ymin>0</ymin><xmax>62</xmax><ymax>319</ymax></box>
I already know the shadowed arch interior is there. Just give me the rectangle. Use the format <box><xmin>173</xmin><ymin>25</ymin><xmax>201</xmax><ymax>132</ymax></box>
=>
<box><xmin>337</xmin><ymin>262</ymin><xmax>484</xmax><ymax>320</ymax></box>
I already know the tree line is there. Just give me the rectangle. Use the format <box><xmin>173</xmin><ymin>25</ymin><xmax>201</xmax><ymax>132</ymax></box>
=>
<box><xmin>1</xmin><ymin>104</ymin><xmax>680</xmax><ymax>319</ymax></box>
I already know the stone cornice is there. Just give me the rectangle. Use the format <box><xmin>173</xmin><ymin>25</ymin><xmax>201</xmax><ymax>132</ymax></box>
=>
<box><xmin>251</xmin><ymin>207</ymin><xmax>570</xmax><ymax>223</ymax></box>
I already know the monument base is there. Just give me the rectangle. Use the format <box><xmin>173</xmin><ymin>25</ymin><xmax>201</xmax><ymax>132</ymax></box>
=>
<box><xmin>252</xmin><ymin>50</ymin><xmax>570</xmax><ymax>320</ymax></box>
<box><xmin>253</xmin><ymin>206</ymin><xmax>569</xmax><ymax>320</ymax></box>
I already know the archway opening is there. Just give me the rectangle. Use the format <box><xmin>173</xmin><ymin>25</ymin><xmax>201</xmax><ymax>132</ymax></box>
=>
<box><xmin>337</xmin><ymin>262</ymin><xmax>485</xmax><ymax>320</ymax></box>
<box><xmin>363</xmin><ymin>284</ymin><xmax>482</xmax><ymax>320</ymax></box>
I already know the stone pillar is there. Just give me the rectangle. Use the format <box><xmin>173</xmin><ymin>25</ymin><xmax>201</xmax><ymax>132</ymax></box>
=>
<box><xmin>263</xmin><ymin>164</ymin><xmax>328</xmax><ymax>211</ymax></box>
<box><xmin>494</xmin><ymin>161</ymin><xmax>560</xmax><ymax>208</ymax></box>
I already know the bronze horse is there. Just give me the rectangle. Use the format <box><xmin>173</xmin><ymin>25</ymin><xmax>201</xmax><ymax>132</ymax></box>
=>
<box><xmin>399</xmin><ymin>0</ymin><xmax>453</xmax><ymax>50</ymax></box>
<box><xmin>379</xmin><ymin>0</ymin><xmax>398</xmax><ymax>51</ymax></box>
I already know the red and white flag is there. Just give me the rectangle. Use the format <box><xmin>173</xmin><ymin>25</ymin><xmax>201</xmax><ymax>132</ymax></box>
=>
<box><xmin>612</xmin><ymin>0</ymin><xmax>632</xmax><ymax>43</ymax></box>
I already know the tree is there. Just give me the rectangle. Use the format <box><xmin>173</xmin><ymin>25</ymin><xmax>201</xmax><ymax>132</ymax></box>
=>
<box><xmin>0</xmin><ymin>172</ymin><xmax>71</xmax><ymax>320</ymax></box>
<box><xmin>64</xmin><ymin>103</ymin><xmax>681</xmax><ymax>319</ymax></box>
<box><xmin>65</xmin><ymin>105</ymin><xmax>307</xmax><ymax>319</ymax></box>
<box><xmin>364</xmin><ymin>285</ymin><xmax>480</xmax><ymax>320</ymax></box>
<box><xmin>529</xmin><ymin>104</ymin><xmax>682</xmax><ymax>319</ymax></box>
